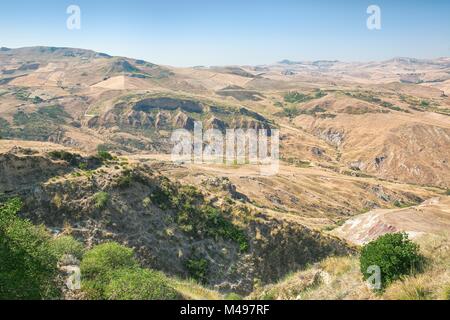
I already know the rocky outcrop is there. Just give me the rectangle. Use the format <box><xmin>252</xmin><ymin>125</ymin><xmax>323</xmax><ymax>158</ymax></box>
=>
<box><xmin>133</xmin><ymin>97</ymin><xmax>204</xmax><ymax>113</ymax></box>
<box><xmin>201</xmin><ymin>177</ymin><xmax>249</xmax><ymax>201</ymax></box>
<box><xmin>205</xmin><ymin>116</ymin><xmax>227</xmax><ymax>132</ymax></box>
<box><xmin>173</xmin><ymin>111</ymin><xmax>195</xmax><ymax>130</ymax></box>
<box><xmin>315</xmin><ymin>128</ymin><xmax>345</xmax><ymax>147</ymax></box>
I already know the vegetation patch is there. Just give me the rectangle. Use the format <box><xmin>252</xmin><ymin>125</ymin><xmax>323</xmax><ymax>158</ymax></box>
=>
<box><xmin>80</xmin><ymin>242</ymin><xmax>138</xmax><ymax>299</ymax></box>
<box><xmin>0</xmin><ymin>198</ymin><xmax>61</xmax><ymax>299</ymax></box>
<box><xmin>80</xmin><ymin>242</ymin><xmax>179</xmax><ymax>300</ymax></box>
<box><xmin>360</xmin><ymin>233</ymin><xmax>424</xmax><ymax>290</ymax></box>
<box><xmin>283</xmin><ymin>91</ymin><xmax>326</xmax><ymax>104</ymax></box>
<box><xmin>93</xmin><ymin>192</ymin><xmax>109</xmax><ymax>210</ymax></box>
<box><xmin>104</xmin><ymin>267</ymin><xmax>180</xmax><ymax>300</ymax></box>
<box><xmin>185</xmin><ymin>257</ymin><xmax>210</xmax><ymax>284</ymax></box>
<box><xmin>8</xmin><ymin>106</ymin><xmax>70</xmax><ymax>140</ymax></box>
<box><xmin>50</xmin><ymin>235</ymin><xmax>85</xmax><ymax>260</ymax></box>
<box><xmin>346</xmin><ymin>92</ymin><xmax>410</xmax><ymax>113</ymax></box>
<box><xmin>150</xmin><ymin>181</ymin><xmax>249</xmax><ymax>252</ymax></box>
<box><xmin>48</xmin><ymin>150</ymin><xmax>82</xmax><ymax>166</ymax></box>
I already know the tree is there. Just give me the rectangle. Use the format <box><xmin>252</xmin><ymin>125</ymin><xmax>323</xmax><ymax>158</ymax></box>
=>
<box><xmin>0</xmin><ymin>198</ymin><xmax>60</xmax><ymax>299</ymax></box>
<box><xmin>360</xmin><ymin>233</ymin><xmax>424</xmax><ymax>289</ymax></box>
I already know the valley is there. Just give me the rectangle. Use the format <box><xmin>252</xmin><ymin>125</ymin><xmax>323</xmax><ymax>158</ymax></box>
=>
<box><xmin>0</xmin><ymin>46</ymin><xmax>449</xmax><ymax>300</ymax></box>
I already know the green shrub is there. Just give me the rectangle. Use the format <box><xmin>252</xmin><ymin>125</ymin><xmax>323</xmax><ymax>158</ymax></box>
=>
<box><xmin>48</xmin><ymin>150</ymin><xmax>81</xmax><ymax>166</ymax></box>
<box><xmin>97</xmin><ymin>150</ymin><xmax>113</xmax><ymax>162</ymax></box>
<box><xmin>282</xmin><ymin>106</ymin><xmax>301</xmax><ymax>118</ymax></box>
<box><xmin>284</xmin><ymin>91</ymin><xmax>311</xmax><ymax>104</ymax></box>
<box><xmin>93</xmin><ymin>192</ymin><xmax>109</xmax><ymax>210</ymax></box>
<box><xmin>150</xmin><ymin>179</ymin><xmax>175</xmax><ymax>210</ymax></box>
<box><xmin>50</xmin><ymin>236</ymin><xmax>85</xmax><ymax>260</ymax></box>
<box><xmin>360</xmin><ymin>233</ymin><xmax>424</xmax><ymax>289</ymax></box>
<box><xmin>0</xmin><ymin>198</ymin><xmax>60</xmax><ymax>299</ymax></box>
<box><xmin>117</xmin><ymin>175</ymin><xmax>132</xmax><ymax>189</ymax></box>
<box><xmin>314</xmin><ymin>90</ymin><xmax>327</xmax><ymax>99</ymax></box>
<box><xmin>185</xmin><ymin>258</ymin><xmax>209</xmax><ymax>284</ymax></box>
<box><xmin>104</xmin><ymin>268</ymin><xmax>181</xmax><ymax>300</ymax></box>
<box><xmin>80</xmin><ymin>242</ymin><xmax>138</xmax><ymax>299</ymax></box>
<box><xmin>446</xmin><ymin>189</ymin><xmax>450</xmax><ymax>196</ymax></box>
<box><xmin>420</xmin><ymin>100</ymin><xmax>430</xmax><ymax>108</ymax></box>
<box><xmin>37</xmin><ymin>105</ymin><xmax>69</xmax><ymax>120</ymax></box>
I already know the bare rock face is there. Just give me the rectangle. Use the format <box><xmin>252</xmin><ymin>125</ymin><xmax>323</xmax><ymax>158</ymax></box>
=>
<box><xmin>155</xmin><ymin>112</ymin><xmax>170</xmax><ymax>129</ymax></box>
<box><xmin>349</xmin><ymin>160</ymin><xmax>365</xmax><ymax>171</ymax></box>
<box><xmin>205</xmin><ymin>116</ymin><xmax>227</xmax><ymax>132</ymax></box>
<box><xmin>173</xmin><ymin>111</ymin><xmax>195</xmax><ymax>130</ymax></box>
<box><xmin>201</xmin><ymin>177</ymin><xmax>249</xmax><ymax>201</ymax></box>
<box><xmin>316</xmin><ymin>128</ymin><xmax>345</xmax><ymax>146</ymax></box>
<box><xmin>84</xmin><ymin>116</ymin><xmax>99</xmax><ymax>128</ymax></box>
<box><xmin>311</xmin><ymin>146</ymin><xmax>325</xmax><ymax>157</ymax></box>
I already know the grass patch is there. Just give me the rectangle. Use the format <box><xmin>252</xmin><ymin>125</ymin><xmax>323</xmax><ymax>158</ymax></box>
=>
<box><xmin>81</xmin><ymin>242</ymin><xmax>180</xmax><ymax>300</ymax></box>
<box><xmin>93</xmin><ymin>192</ymin><xmax>109</xmax><ymax>210</ymax></box>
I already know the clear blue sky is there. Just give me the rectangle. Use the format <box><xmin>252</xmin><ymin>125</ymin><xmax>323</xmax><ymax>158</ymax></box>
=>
<box><xmin>1</xmin><ymin>0</ymin><xmax>449</xmax><ymax>66</ymax></box>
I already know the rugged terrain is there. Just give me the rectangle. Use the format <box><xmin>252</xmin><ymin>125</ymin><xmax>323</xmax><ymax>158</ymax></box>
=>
<box><xmin>0</xmin><ymin>47</ymin><xmax>449</xmax><ymax>299</ymax></box>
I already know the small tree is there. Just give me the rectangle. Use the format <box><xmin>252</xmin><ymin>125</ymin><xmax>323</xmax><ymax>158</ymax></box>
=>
<box><xmin>360</xmin><ymin>232</ymin><xmax>424</xmax><ymax>289</ymax></box>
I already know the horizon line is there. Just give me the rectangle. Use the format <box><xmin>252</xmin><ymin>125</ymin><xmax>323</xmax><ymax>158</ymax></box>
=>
<box><xmin>2</xmin><ymin>44</ymin><xmax>450</xmax><ymax>68</ymax></box>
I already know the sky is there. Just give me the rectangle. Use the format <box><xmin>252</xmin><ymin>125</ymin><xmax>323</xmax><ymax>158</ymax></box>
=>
<box><xmin>1</xmin><ymin>0</ymin><xmax>449</xmax><ymax>66</ymax></box>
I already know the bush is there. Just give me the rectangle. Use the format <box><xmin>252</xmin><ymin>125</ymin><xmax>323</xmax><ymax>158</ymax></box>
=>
<box><xmin>48</xmin><ymin>150</ymin><xmax>81</xmax><ymax>166</ymax></box>
<box><xmin>93</xmin><ymin>192</ymin><xmax>109</xmax><ymax>210</ymax></box>
<box><xmin>117</xmin><ymin>175</ymin><xmax>132</xmax><ymax>189</ymax></box>
<box><xmin>80</xmin><ymin>242</ymin><xmax>138</xmax><ymax>299</ymax></box>
<box><xmin>97</xmin><ymin>150</ymin><xmax>113</xmax><ymax>162</ymax></box>
<box><xmin>284</xmin><ymin>91</ymin><xmax>311</xmax><ymax>104</ymax></box>
<box><xmin>50</xmin><ymin>236</ymin><xmax>85</xmax><ymax>260</ymax></box>
<box><xmin>0</xmin><ymin>198</ymin><xmax>60</xmax><ymax>299</ymax></box>
<box><xmin>185</xmin><ymin>258</ymin><xmax>209</xmax><ymax>284</ymax></box>
<box><xmin>81</xmin><ymin>242</ymin><xmax>181</xmax><ymax>300</ymax></box>
<box><xmin>360</xmin><ymin>233</ymin><xmax>424</xmax><ymax>289</ymax></box>
<box><xmin>104</xmin><ymin>268</ymin><xmax>181</xmax><ymax>300</ymax></box>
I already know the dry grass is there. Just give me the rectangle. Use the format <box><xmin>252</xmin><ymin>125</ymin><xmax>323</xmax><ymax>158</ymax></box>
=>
<box><xmin>169</xmin><ymin>278</ymin><xmax>224</xmax><ymax>300</ymax></box>
<box><xmin>384</xmin><ymin>234</ymin><xmax>450</xmax><ymax>300</ymax></box>
<box><xmin>249</xmin><ymin>234</ymin><xmax>450</xmax><ymax>300</ymax></box>
<box><xmin>320</xmin><ymin>256</ymin><xmax>354</xmax><ymax>276</ymax></box>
